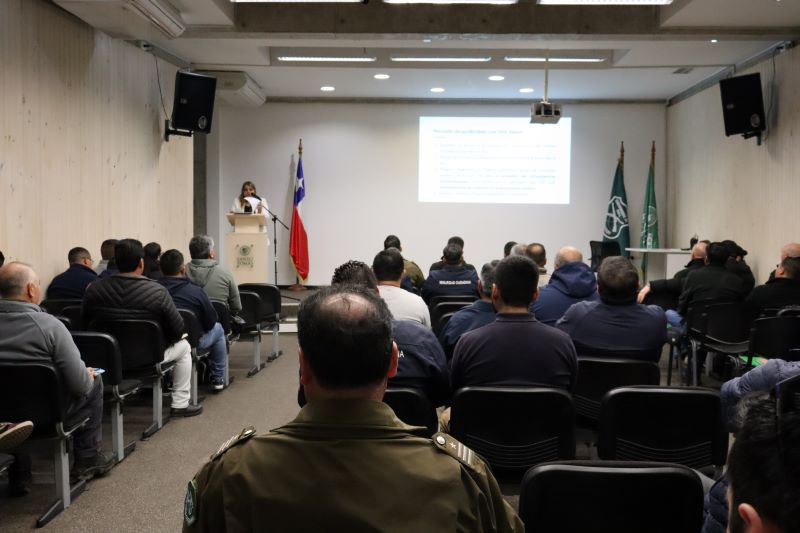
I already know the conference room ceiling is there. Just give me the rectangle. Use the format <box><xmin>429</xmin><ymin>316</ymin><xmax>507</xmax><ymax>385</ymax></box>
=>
<box><xmin>86</xmin><ymin>0</ymin><xmax>800</xmax><ymax>102</ymax></box>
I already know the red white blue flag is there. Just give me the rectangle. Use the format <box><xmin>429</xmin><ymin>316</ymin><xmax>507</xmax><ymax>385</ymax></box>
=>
<box><xmin>290</xmin><ymin>146</ymin><xmax>309</xmax><ymax>281</ymax></box>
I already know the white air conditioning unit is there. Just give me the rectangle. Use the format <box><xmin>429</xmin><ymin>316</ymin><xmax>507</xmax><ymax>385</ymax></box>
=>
<box><xmin>54</xmin><ymin>0</ymin><xmax>186</xmax><ymax>39</ymax></box>
<box><xmin>200</xmin><ymin>71</ymin><xmax>267</xmax><ymax>108</ymax></box>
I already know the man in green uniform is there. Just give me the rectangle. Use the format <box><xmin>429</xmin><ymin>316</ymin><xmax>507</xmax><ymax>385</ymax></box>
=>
<box><xmin>384</xmin><ymin>234</ymin><xmax>425</xmax><ymax>290</ymax></box>
<box><xmin>184</xmin><ymin>283</ymin><xmax>523</xmax><ymax>532</ymax></box>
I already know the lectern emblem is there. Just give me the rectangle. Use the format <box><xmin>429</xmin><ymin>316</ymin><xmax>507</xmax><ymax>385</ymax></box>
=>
<box><xmin>236</xmin><ymin>244</ymin><xmax>255</xmax><ymax>269</ymax></box>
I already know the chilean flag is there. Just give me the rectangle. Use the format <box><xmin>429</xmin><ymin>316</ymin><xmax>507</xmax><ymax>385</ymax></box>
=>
<box><xmin>290</xmin><ymin>154</ymin><xmax>309</xmax><ymax>281</ymax></box>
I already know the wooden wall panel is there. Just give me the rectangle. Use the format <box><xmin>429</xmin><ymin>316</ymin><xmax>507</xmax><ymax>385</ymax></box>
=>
<box><xmin>0</xmin><ymin>0</ymin><xmax>192</xmax><ymax>286</ymax></box>
<box><xmin>667</xmin><ymin>45</ymin><xmax>800</xmax><ymax>282</ymax></box>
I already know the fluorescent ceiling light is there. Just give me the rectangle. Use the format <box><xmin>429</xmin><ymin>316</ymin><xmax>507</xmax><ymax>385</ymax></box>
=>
<box><xmin>488</xmin><ymin>75</ymin><xmax>505</xmax><ymax>81</ymax></box>
<box><xmin>430</xmin><ymin>87</ymin><xmax>445</xmax><ymax>93</ymax></box>
<box><xmin>374</xmin><ymin>74</ymin><xmax>390</xmax><ymax>80</ymax></box>
<box><xmin>391</xmin><ymin>56</ymin><xmax>492</xmax><ymax>63</ymax></box>
<box><xmin>519</xmin><ymin>88</ymin><xmax>534</xmax><ymax>93</ymax></box>
<box><xmin>278</xmin><ymin>56</ymin><xmax>376</xmax><ymax>62</ymax></box>
<box><xmin>232</xmin><ymin>0</ymin><xmax>363</xmax><ymax>3</ymax></box>
<box><xmin>504</xmin><ymin>56</ymin><xmax>605</xmax><ymax>63</ymax></box>
<box><xmin>537</xmin><ymin>0</ymin><xmax>672</xmax><ymax>4</ymax></box>
<box><xmin>320</xmin><ymin>86</ymin><xmax>335</xmax><ymax>91</ymax></box>
<box><xmin>385</xmin><ymin>0</ymin><xmax>516</xmax><ymax>4</ymax></box>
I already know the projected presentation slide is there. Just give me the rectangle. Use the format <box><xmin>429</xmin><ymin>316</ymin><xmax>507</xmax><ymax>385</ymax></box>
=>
<box><xmin>418</xmin><ymin>116</ymin><xmax>572</xmax><ymax>204</ymax></box>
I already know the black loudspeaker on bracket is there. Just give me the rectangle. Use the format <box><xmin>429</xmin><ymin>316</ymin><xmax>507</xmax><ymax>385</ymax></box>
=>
<box><xmin>164</xmin><ymin>120</ymin><xmax>193</xmax><ymax>142</ymax></box>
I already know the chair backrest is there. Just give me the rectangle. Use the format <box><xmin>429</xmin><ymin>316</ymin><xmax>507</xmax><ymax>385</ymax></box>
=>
<box><xmin>749</xmin><ymin>316</ymin><xmax>800</xmax><ymax>360</ymax></box>
<box><xmin>778</xmin><ymin>306</ymin><xmax>800</xmax><ymax>317</ymax></box>
<box><xmin>642</xmin><ymin>291</ymin><xmax>679</xmax><ymax>313</ymax></box>
<box><xmin>40</xmin><ymin>298</ymin><xmax>83</xmax><ymax>315</ymax></box>
<box><xmin>211</xmin><ymin>300</ymin><xmax>232</xmax><ymax>334</ymax></box>
<box><xmin>519</xmin><ymin>460</ymin><xmax>703</xmax><ymax>533</ymax></box>
<box><xmin>450</xmin><ymin>387</ymin><xmax>575</xmax><ymax>478</ymax></box>
<box><xmin>430</xmin><ymin>301</ymin><xmax>472</xmax><ymax>334</ymax></box>
<box><xmin>60</xmin><ymin>305</ymin><xmax>84</xmax><ymax>331</ymax></box>
<box><xmin>237</xmin><ymin>291</ymin><xmax>262</xmax><ymax>330</ymax></box>
<box><xmin>598</xmin><ymin>386</ymin><xmax>728</xmax><ymax>469</ymax></box>
<box><xmin>589</xmin><ymin>241</ymin><xmax>621</xmax><ymax>271</ymax></box>
<box><xmin>437</xmin><ymin>312</ymin><xmax>456</xmax><ymax>337</ymax></box>
<box><xmin>71</xmin><ymin>331</ymin><xmax>124</xmax><ymax>386</ymax></box>
<box><xmin>178</xmin><ymin>309</ymin><xmax>204</xmax><ymax>348</ymax></box>
<box><xmin>89</xmin><ymin>319</ymin><xmax>166</xmax><ymax>371</ymax></box>
<box><xmin>238</xmin><ymin>283</ymin><xmax>281</xmax><ymax>322</ymax></box>
<box><xmin>685</xmin><ymin>298</ymin><xmax>725</xmax><ymax>338</ymax></box>
<box><xmin>383</xmin><ymin>388</ymin><xmax>438</xmax><ymax>437</ymax></box>
<box><xmin>574</xmin><ymin>358</ymin><xmax>660</xmax><ymax>421</ymax></box>
<box><xmin>0</xmin><ymin>362</ymin><xmax>65</xmax><ymax>438</ymax></box>
<box><xmin>702</xmin><ymin>301</ymin><xmax>756</xmax><ymax>344</ymax></box>
<box><xmin>428</xmin><ymin>294</ymin><xmax>478</xmax><ymax>308</ymax></box>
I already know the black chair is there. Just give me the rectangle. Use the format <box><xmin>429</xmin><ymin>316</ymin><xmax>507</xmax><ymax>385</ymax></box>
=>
<box><xmin>519</xmin><ymin>460</ymin><xmax>704</xmax><ymax>533</ymax></box>
<box><xmin>238</xmin><ymin>283</ymin><xmax>282</xmax><ymax>362</ymax></box>
<box><xmin>212</xmin><ymin>300</ymin><xmax>238</xmax><ymax>344</ymax></box>
<box><xmin>71</xmin><ymin>331</ymin><xmax>140</xmax><ymax>462</ymax></box>
<box><xmin>684</xmin><ymin>298</ymin><xmax>726</xmax><ymax>386</ymax></box>
<box><xmin>698</xmin><ymin>302</ymin><xmax>756</xmax><ymax>376</ymax></box>
<box><xmin>589</xmin><ymin>240</ymin><xmax>621</xmax><ymax>271</ymax></box>
<box><xmin>54</xmin><ymin>315</ymin><xmax>73</xmax><ymax>330</ymax></box>
<box><xmin>238</xmin><ymin>291</ymin><xmax>264</xmax><ymax>377</ymax></box>
<box><xmin>61</xmin><ymin>305</ymin><xmax>84</xmax><ymax>331</ymax></box>
<box><xmin>178</xmin><ymin>309</ymin><xmax>216</xmax><ymax>401</ymax></box>
<box><xmin>428</xmin><ymin>294</ymin><xmax>478</xmax><ymax>308</ymax></box>
<box><xmin>40</xmin><ymin>298</ymin><xmax>83</xmax><ymax>316</ymax></box>
<box><xmin>748</xmin><ymin>316</ymin><xmax>800</xmax><ymax>363</ymax></box>
<box><xmin>450</xmin><ymin>387</ymin><xmax>575</xmax><ymax>480</ymax></box>
<box><xmin>89</xmin><ymin>319</ymin><xmax>176</xmax><ymax>438</ymax></box>
<box><xmin>574</xmin><ymin>357</ymin><xmax>660</xmax><ymax>423</ymax></box>
<box><xmin>642</xmin><ymin>291</ymin><xmax>679</xmax><ymax>312</ymax></box>
<box><xmin>383</xmin><ymin>388</ymin><xmax>438</xmax><ymax>438</ymax></box>
<box><xmin>598</xmin><ymin>386</ymin><xmax>728</xmax><ymax>473</ymax></box>
<box><xmin>438</xmin><ymin>312</ymin><xmax>456</xmax><ymax>338</ymax></box>
<box><xmin>430</xmin><ymin>301</ymin><xmax>472</xmax><ymax>336</ymax></box>
<box><xmin>0</xmin><ymin>362</ymin><xmax>90</xmax><ymax>527</ymax></box>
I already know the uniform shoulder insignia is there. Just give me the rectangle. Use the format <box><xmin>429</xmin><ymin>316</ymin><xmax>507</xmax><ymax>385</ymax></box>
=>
<box><xmin>432</xmin><ymin>432</ymin><xmax>478</xmax><ymax>469</ymax></box>
<box><xmin>211</xmin><ymin>426</ymin><xmax>256</xmax><ymax>461</ymax></box>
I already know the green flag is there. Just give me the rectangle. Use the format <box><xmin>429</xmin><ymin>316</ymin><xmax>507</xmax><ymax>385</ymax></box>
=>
<box><xmin>603</xmin><ymin>142</ymin><xmax>630</xmax><ymax>258</ymax></box>
<box><xmin>640</xmin><ymin>142</ymin><xmax>659</xmax><ymax>276</ymax></box>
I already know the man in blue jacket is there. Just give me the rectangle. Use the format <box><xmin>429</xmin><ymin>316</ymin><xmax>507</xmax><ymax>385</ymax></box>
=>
<box><xmin>532</xmin><ymin>246</ymin><xmax>598</xmax><ymax>325</ymax></box>
<box><xmin>159</xmin><ymin>250</ymin><xmax>228</xmax><ymax>392</ymax></box>
<box><xmin>421</xmin><ymin>243</ymin><xmax>479</xmax><ymax>304</ymax></box>
<box><xmin>46</xmin><ymin>247</ymin><xmax>98</xmax><ymax>299</ymax></box>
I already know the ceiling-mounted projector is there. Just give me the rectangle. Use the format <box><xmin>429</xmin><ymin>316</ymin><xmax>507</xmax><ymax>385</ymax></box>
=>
<box><xmin>531</xmin><ymin>101</ymin><xmax>562</xmax><ymax>124</ymax></box>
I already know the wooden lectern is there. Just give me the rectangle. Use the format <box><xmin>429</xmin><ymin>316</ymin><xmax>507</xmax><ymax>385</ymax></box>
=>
<box><xmin>226</xmin><ymin>213</ymin><xmax>270</xmax><ymax>284</ymax></box>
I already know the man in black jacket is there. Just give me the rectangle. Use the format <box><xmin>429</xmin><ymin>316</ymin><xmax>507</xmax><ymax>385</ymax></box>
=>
<box><xmin>46</xmin><ymin>247</ymin><xmax>98</xmax><ymax>299</ymax></box>
<box><xmin>677</xmin><ymin>242</ymin><xmax>749</xmax><ymax>317</ymax></box>
<box><xmin>637</xmin><ymin>240</ymin><xmax>708</xmax><ymax>303</ymax></box>
<box><xmin>82</xmin><ymin>239</ymin><xmax>201</xmax><ymax>417</ymax></box>
<box><xmin>746</xmin><ymin>254</ymin><xmax>800</xmax><ymax>315</ymax></box>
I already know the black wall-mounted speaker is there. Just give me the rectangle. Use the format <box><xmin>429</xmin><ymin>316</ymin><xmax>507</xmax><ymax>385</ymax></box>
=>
<box><xmin>719</xmin><ymin>73</ymin><xmax>766</xmax><ymax>137</ymax></box>
<box><xmin>170</xmin><ymin>71</ymin><xmax>216</xmax><ymax>134</ymax></box>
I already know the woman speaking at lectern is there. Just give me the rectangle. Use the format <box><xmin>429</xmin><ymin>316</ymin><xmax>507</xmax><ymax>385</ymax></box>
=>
<box><xmin>232</xmin><ymin>181</ymin><xmax>268</xmax><ymax>215</ymax></box>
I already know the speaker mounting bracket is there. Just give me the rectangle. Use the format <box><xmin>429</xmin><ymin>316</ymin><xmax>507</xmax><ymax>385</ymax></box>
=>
<box><xmin>164</xmin><ymin>120</ymin><xmax>193</xmax><ymax>142</ymax></box>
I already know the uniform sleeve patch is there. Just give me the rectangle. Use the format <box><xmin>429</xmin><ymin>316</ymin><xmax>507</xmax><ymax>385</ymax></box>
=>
<box><xmin>184</xmin><ymin>479</ymin><xmax>198</xmax><ymax>527</ymax></box>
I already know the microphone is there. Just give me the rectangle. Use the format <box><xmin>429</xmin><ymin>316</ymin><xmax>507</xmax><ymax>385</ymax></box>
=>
<box><xmin>251</xmin><ymin>193</ymin><xmax>262</xmax><ymax>201</ymax></box>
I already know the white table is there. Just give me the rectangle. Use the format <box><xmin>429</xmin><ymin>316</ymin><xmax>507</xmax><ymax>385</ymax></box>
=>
<box><xmin>626</xmin><ymin>248</ymin><xmax>691</xmax><ymax>283</ymax></box>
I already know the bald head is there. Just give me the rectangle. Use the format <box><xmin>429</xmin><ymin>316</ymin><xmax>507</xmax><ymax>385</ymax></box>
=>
<box><xmin>0</xmin><ymin>262</ymin><xmax>40</xmax><ymax>303</ymax></box>
<box><xmin>691</xmin><ymin>241</ymin><xmax>708</xmax><ymax>260</ymax></box>
<box><xmin>554</xmin><ymin>247</ymin><xmax>583</xmax><ymax>268</ymax></box>
<box><xmin>781</xmin><ymin>243</ymin><xmax>800</xmax><ymax>261</ymax></box>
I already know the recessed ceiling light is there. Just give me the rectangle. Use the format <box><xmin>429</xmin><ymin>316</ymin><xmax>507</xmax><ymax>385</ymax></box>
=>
<box><xmin>386</xmin><ymin>0</ymin><xmax>516</xmax><ymax>3</ymax></box>
<box><xmin>423</xmin><ymin>39</ymin><xmax>432</xmax><ymax>43</ymax></box>
<box><xmin>391</xmin><ymin>56</ymin><xmax>492</xmax><ymax>63</ymax></box>
<box><xmin>488</xmin><ymin>75</ymin><xmax>505</xmax><ymax>81</ymax></box>
<box><xmin>504</xmin><ymin>56</ymin><xmax>605</xmax><ymax>63</ymax></box>
<box><xmin>374</xmin><ymin>74</ymin><xmax>390</xmax><ymax>80</ymax></box>
<box><xmin>320</xmin><ymin>86</ymin><xmax>335</xmax><ymax>92</ymax></box>
<box><xmin>537</xmin><ymin>0</ymin><xmax>672</xmax><ymax>4</ymax></box>
<box><xmin>710</xmin><ymin>39</ymin><xmax>718</xmax><ymax>43</ymax></box>
<box><xmin>519</xmin><ymin>88</ymin><xmax>534</xmax><ymax>93</ymax></box>
<box><xmin>430</xmin><ymin>87</ymin><xmax>445</xmax><ymax>93</ymax></box>
<box><xmin>278</xmin><ymin>56</ymin><xmax>377</xmax><ymax>63</ymax></box>
<box><xmin>233</xmin><ymin>0</ymin><xmax>362</xmax><ymax>2</ymax></box>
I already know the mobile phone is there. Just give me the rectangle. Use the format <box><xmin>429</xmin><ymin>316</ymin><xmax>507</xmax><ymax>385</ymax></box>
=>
<box><xmin>93</xmin><ymin>368</ymin><xmax>105</xmax><ymax>376</ymax></box>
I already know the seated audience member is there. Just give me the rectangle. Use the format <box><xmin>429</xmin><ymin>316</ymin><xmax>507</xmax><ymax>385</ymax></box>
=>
<box><xmin>450</xmin><ymin>255</ymin><xmax>578</xmax><ymax>392</ymax></box>
<box><xmin>512</xmin><ymin>242</ymin><xmax>550</xmax><ymax>287</ymax></box>
<box><xmin>726</xmin><ymin>391</ymin><xmax>800</xmax><ymax>533</ymax></box>
<box><xmin>83</xmin><ymin>239</ymin><xmax>201</xmax><ymax>417</ymax></box>
<box><xmin>46</xmin><ymin>246</ymin><xmax>98</xmax><ymax>299</ymax></box>
<box><xmin>373</xmin><ymin>248</ymin><xmax>431</xmax><ymax>328</ymax></box>
<box><xmin>503</xmin><ymin>241</ymin><xmax>516</xmax><ymax>258</ymax></box>
<box><xmin>159</xmin><ymin>250</ymin><xmax>228</xmax><ymax>392</ymax></box>
<box><xmin>94</xmin><ymin>238</ymin><xmax>117</xmax><ymax>275</ymax></box>
<box><xmin>186</xmin><ymin>235</ymin><xmax>241</xmax><ymax>314</ymax></box>
<box><xmin>185</xmin><ymin>283</ymin><xmax>521</xmax><ymax>532</ymax></box>
<box><xmin>421</xmin><ymin>243</ymin><xmax>479</xmax><ymax>304</ymax></box>
<box><xmin>532</xmin><ymin>246</ymin><xmax>599</xmax><ymax>326</ymax></box>
<box><xmin>676</xmin><ymin>241</ymin><xmax>749</xmax><ymax>318</ymax></box>
<box><xmin>0</xmin><ymin>262</ymin><xmax>113</xmax><ymax>484</ymax></box>
<box><xmin>143</xmin><ymin>242</ymin><xmax>164</xmax><ymax>280</ymax></box>
<box><xmin>0</xmin><ymin>421</ymin><xmax>33</xmax><ymax>453</ymax></box>
<box><xmin>429</xmin><ymin>236</ymin><xmax>476</xmax><ymax>273</ymax></box>
<box><xmin>637</xmin><ymin>240</ymin><xmax>708</xmax><ymax>303</ymax></box>
<box><xmin>766</xmin><ymin>242</ymin><xmax>800</xmax><ymax>282</ymax></box>
<box><xmin>383</xmin><ymin>235</ymin><xmax>425</xmax><ymax>291</ymax></box>
<box><xmin>556</xmin><ymin>256</ymin><xmax>666</xmax><ymax>361</ymax></box>
<box><xmin>746</xmin><ymin>254</ymin><xmax>800</xmax><ymax>315</ymax></box>
<box><xmin>721</xmin><ymin>239</ymin><xmax>756</xmax><ymax>293</ymax></box>
<box><xmin>439</xmin><ymin>260</ymin><xmax>498</xmax><ymax>360</ymax></box>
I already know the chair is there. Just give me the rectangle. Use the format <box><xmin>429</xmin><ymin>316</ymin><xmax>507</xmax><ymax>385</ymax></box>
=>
<box><xmin>212</xmin><ymin>300</ymin><xmax>238</xmax><ymax>344</ymax></box>
<box><xmin>589</xmin><ymin>240</ymin><xmax>621</xmax><ymax>271</ymax></box>
<box><xmin>573</xmin><ymin>358</ymin><xmax>660</xmax><ymax>423</ymax></box>
<box><xmin>383</xmin><ymin>388</ymin><xmax>438</xmax><ymax>438</ymax></box>
<box><xmin>598</xmin><ymin>386</ymin><xmax>728</xmax><ymax>472</ymax></box>
<box><xmin>238</xmin><ymin>283</ymin><xmax>282</xmax><ymax>363</ymax></box>
<box><xmin>59</xmin><ymin>305</ymin><xmax>84</xmax><ymax>331</ymax></box>
<box><xmin>0</xmin><ymin>362</ymin><xmax>90</xmax><ymax>527</ymax></box>
<box><xmin>642</xmin><ymin>291</ymin><xmax>679</xmax><ymax>312</ymax></box>
<box><xmin>178</xmin><ymin>309</ymin><xmax>216</xmax><ymax>401</ymax></box>
<box><xmin>698</xmin><ymin>302</ymin><xmax>755</xmax><ymax>375</ymax></box>
<box><xmin>430</xmin><ymin>301</ymin><xmax>472</xmax><ymax>336</ymax></box>
<box><xmin>684</xmin><ymin>298</ymin><xmax>726</xmax><ymax>386</ymax></box>
<box><xmin>437</xmin><ymin>312</ymin><xmax>456</xmax><ymax>338</ymax></box>
<box><xmin>88</xmin><ymin>319</ymin><xmax>176</xmax><ymax>438</ymax></box>
<box><xmin>518</xmin><ymin>460</ymin><xmax>703</xmax><ymax>533</ymax></box>
<box><xmin>748</xmin><ymin>316</ymin><xmax>800</xmax><ymax>363</ymax></box>
<box><xmin>40</xmin><ymin>298</ymin><xmax>83</xmax><ymax>316</ymax></box>
<box><xmin>428</xmin><ymin>294</ymin><xmax>478</xmax><ymax>308</ymax></box>
<box><xmin>238</xmin><ymin>291</ymin><xmax>264</xmax><ymax>377</ymax></box>
<box><xmin>71</xmin><ymin>331</ymin><xmax>140</xmax><ymax>462</ymax></box>
<box><xmin>450</xmin><ymin>387</ymin><xmax>575</xmax><ymax>480</ymax></box>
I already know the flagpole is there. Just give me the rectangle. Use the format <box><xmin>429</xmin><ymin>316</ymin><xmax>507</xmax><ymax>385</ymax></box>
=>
<box><xmin>289</xmin><ymin>139</ymin><xmax>308</xmax><ymax>292</ymax></box>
